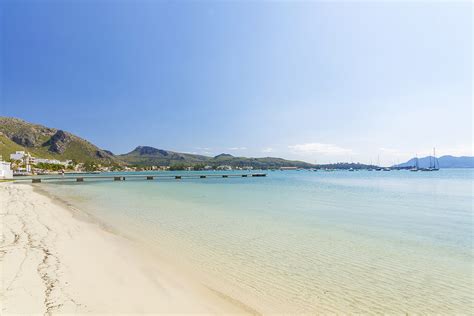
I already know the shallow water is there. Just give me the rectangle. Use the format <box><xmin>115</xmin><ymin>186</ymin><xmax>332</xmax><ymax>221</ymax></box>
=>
<box><xmin>39</xmin><ymin>169</ymin><xmax>473</xmax><ymax>313</ymax></box>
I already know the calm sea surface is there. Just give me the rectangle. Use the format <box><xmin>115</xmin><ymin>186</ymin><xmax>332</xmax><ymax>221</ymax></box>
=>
<box><xmin>39</xmin><ymin>169</ymin><xmax>473</xmax><ymax>313</ymax></box>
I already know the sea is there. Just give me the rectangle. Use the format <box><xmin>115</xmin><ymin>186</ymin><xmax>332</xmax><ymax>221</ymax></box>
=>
<box><xmin>38</xmin><ymin>169</ymin><xmax>473</xmax><ymax>313</ymax></box>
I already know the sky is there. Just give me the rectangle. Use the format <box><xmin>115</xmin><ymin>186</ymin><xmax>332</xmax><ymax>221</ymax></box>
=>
<box><xmin>1</xmin><ymin>0</ymin><xmax>472</xmax><ymax>165</ymax></box>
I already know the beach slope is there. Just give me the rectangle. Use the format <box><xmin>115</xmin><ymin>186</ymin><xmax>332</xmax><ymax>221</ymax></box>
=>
<box><xmin>0</xmin><ymin>183</ymin><xmax>249</xmax><ymax>314</ymax></box>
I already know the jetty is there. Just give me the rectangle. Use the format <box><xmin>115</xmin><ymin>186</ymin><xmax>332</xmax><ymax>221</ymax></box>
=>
<box><xmin>13</xmin><ymin>173</ymin><xmax>267</xmax><ymax>183</ymax></box>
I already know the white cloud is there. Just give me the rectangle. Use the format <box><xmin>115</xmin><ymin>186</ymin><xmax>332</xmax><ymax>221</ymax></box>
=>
<box><xmin>228</xmin><ymin>147</ymin><xmax>247</xmax><ymax>151</ymax></box>
<box><xmin>288</xmin><ymin>142</ymin><xmax>353</xmax><ymax>155</ymax></box>
<box><xmin>261</xmin><ymin>147</ymin><xmax>273</xmax><ymax>153</ymax></box>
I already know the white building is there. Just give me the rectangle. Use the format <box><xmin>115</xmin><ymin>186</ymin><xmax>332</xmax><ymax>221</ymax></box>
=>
<box><xmin>0</xmin><ymin>160</ymin><xmax>13</xmax><ymax>179</ymax></box>
<box><xmin>9</xmin><ymin>151</ymin><xmax>34</xmax><ymax>173</ymax></box>
<box><xmin>35</xmin><ymin>158</ymin><xmax>63</xmax><ymax>165</ymax></box>
<box><xmin>216</xmin><ymin>165</ymin><xmax>233</xmax><ymax>170</ymax></box>
<box><xmin>21</xmin><ymin>156</ymin><xmax>71</xmax><ymax>167</ymax></box>
<box><xmin>10</xmin><ymin>151</ymin><xmax>26</xmax><ymax>161</ymax></box>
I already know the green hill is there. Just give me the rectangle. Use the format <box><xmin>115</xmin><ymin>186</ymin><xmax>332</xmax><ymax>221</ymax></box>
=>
<box><xmin>0</xmin><ymin>133</ymin><xmax>26</xmax><ymax>160</ymax></box>
<box><xmin>117</xmin><ymin>146</ymin><xmax>211</xmax><ymax>166</ymax></box>
<box><xmin>0</xmin><ymin>117</ymin><xmax>118</xmax><ymax>164</ymax></box>
<box><xmin>119</xmin><ymin>146</ymin><xmax>315</xmax><ymax>169</ymax></box>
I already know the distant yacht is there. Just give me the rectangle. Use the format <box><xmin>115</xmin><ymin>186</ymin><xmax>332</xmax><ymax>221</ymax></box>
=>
<box><xmin>420</xmin><ymin>148</ymin><xmax>440</xmax><ymax>171</ymax></box>
<box><xmin>430</xmin><ymin>148</ymin><xmax>440</xmax><ymax>171</ymax></box>
<box><xmin>410</xmin><ymin>157</ymin><xmax>419</xmax><ymax>172</ymax></box>
<box><xmin>367</xmin><ymin>160</ymin><xmax>374</xmax><ymax>171</ymax></box>
<box><xmin>375</xmin><ymin>155</ymin><xmax>382</xmax><ymax>171</ymax></box>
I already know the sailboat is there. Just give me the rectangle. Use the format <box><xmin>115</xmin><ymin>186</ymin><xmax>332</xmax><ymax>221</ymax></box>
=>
<box><xmin>421</xmin><ymin>148</ymin><xmax>440</xmax><ymax>171</ymax></box>
<box><xmin>410</xmin><ymin>157</ymin><xmax>419</xmax><ymax>172</ymax></box>
<box><xmin>375</xmin><ymin>155</ymin><xmax>382</xmax><ymax>171</ymax></box>
<box><xmin>430</xmin><ymin>148</ymin><xmax>440</xmax><ymax>171</ymax></box>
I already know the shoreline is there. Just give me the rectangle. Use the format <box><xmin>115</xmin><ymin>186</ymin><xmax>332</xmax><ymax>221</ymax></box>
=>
<box><xmin>0</xmin><ymin>182</ymin><xmax>255</xmax><ymax>314</ymax></box>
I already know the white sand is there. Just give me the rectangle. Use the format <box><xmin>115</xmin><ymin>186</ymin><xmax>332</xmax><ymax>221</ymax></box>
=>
<box><xmin>0</xmin><ymin>183</ymin><xmax>253</xmax><ymax>314</ymax></box>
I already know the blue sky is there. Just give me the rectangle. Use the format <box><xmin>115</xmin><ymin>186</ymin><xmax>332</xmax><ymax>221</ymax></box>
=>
<box><xmin>1</xmin><ymin>1</ymin><xmax>472</xmax><ymax>165</ymax></box>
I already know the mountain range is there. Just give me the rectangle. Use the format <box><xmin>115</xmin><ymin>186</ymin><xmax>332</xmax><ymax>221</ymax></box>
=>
<box><xmin>0</xmin><ymin>117</ymin><xmax>314</xmax><ymax>168</ymax></box>
<box><xmin>2</xmin><ymin>117</ymin><xmax>472</xmax><ymax>169</ymax></box>
<box><xmin>118</xmin><ymin>146</ymin><xmax>315</xmax><ymax>168</ymax></box>
<box><xmin>393</xmin><ymin>156</ymin><xmax>474</xmax><ymax>168</ymax></box>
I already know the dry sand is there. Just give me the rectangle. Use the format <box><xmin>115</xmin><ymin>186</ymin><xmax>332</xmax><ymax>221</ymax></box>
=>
<box><xmin>0</xmin><ymin>183</ymin><xmax>252</xmax><ymax>314</ymax></box>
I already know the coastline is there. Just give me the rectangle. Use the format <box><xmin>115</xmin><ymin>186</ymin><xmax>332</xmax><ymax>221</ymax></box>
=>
<box><xmin>0</xmin><ymin>182</ymin><xmax>254</xmax><ymax>314</ymax></box>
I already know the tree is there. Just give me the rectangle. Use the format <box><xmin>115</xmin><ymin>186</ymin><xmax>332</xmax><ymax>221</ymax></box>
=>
<box><xmin>169</xmin><ymin>163</ymin><xmax>187</xmax><ymax>171</ymax></box>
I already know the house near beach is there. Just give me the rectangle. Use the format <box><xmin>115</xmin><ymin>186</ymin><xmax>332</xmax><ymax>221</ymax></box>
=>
<box><xmin>10</xmin><ymin>150</ymin><xmax>28</xmax><ymax>161</ymax></box>
<box><xmin>9</xmin><ymin>151</ymin><xmax>72</xmax><ymax>174</ymax></box>
<box><xmin>35</xmin><ymin>158</ymin><xmax>72</xmax><ymax>166</ymax></box>
<box><xmin>0</xmin><ymin>158</ymin><xmax>13</xmax><ymax>179</ymax></box>
<box><xmin>216</xmin><ymin>165</ymin><xmax>233</xmax><ymax>170</ymax></box>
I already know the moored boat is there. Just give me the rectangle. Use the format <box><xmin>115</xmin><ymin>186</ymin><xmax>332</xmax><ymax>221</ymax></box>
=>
<box><xmin>410</xmin><ymin>157</ymin><xmax>419</xmax><ymax>172</ymax></box>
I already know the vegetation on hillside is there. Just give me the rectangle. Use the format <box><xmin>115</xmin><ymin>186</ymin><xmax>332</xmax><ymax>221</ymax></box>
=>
<box><xmin>0</xmin><ymin>134</ymin><xmax>28</xmax><ymax>160</ymax></box>
<box><xmin>0</xmin><ymin>117</ymin><xmax>119</xmax><ymax>165</ymax></box>
<box><xmin>119</xmin><ymin>146</ymin><xmax>316</xmax><ymax>169</ymax></box>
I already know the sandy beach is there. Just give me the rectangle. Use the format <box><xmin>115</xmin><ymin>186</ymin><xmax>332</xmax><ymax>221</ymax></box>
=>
<box><xmin>0</xmin><ymin>183</ymin><xmax>252</xmax><ymax>314</ymax></box>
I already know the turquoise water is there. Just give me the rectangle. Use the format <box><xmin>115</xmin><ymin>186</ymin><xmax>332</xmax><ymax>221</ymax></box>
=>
<box><xmin>40</xmin><ymin>169</ymin><xmax>473</xmax><ymax>313</ymax></box>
